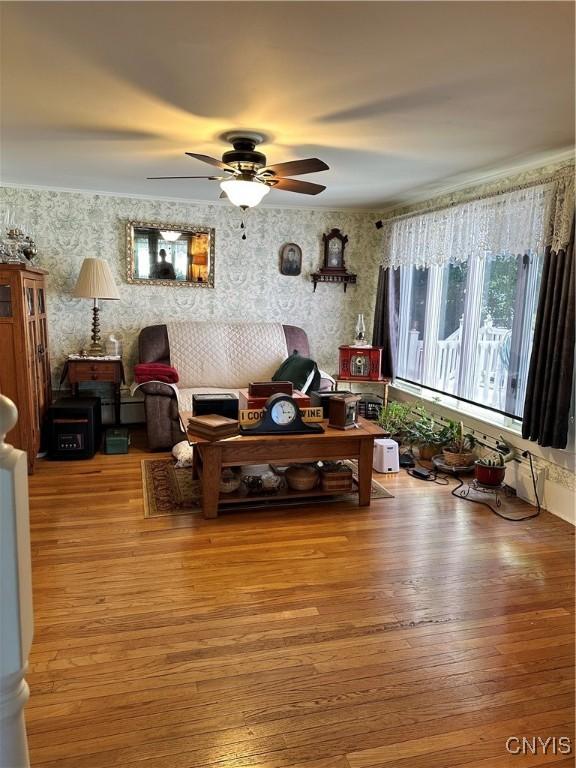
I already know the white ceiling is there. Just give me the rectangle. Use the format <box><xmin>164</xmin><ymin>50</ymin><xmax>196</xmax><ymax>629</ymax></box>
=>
<box><xmin>1</xmin><ymin>1</ymin><xmax>574</xmax><ymax>209</ymax></box>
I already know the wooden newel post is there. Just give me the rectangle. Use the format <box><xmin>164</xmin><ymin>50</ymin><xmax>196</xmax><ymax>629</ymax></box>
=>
<box><xmin>0</xmin><ymin>395</ymin><xmax>33</xmax><ymax>768</ymax></box>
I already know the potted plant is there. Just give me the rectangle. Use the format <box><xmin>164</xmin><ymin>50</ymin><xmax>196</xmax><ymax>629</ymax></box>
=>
<box><xmin>377</xmin><ymin>400</ymin><xmax>415</xmax><ymax>444</ymax></box>
<box><xmin>474</xmin><ymin>438</ymin><xmax>514</xmax><ymax>486</ymax></box>
<box><xmin>442</xmin><ymin>421</ymin><xmax>476</xmax><ymax>467</ymax></box>
<box><xmin>405</xmin><ymin>407</ymin><xmax>448</xmax><ymax>461</ymax></box>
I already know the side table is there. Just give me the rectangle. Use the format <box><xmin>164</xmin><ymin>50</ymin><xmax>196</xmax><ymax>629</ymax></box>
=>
<box><xmin>333</xmin><ymin>377</ymin><xmax>390</xmax><ymax>408</ymax></box>
<box><xmin>62</xmin><ymin>358</ymin><xmax>125</xmax><ymax>425</ymax></box>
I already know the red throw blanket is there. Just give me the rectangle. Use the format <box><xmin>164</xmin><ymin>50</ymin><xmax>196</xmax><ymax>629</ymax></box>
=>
<box><xmin>134</xmin><ymin>363</ymin><xmax>179</xmax><ymax>384</ymax></box>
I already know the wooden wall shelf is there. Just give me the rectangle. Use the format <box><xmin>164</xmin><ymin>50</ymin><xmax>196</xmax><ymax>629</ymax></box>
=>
<box><xmin>311</xmin><ymin>272</ymin><xmax>357</xmax><ymax>292</ymax></box>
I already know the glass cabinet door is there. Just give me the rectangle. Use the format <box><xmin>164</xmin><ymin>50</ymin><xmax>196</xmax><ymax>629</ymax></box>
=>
<box><xmin>25</xmin><ymin>286</ymin><xmax>35</xmax><ymax>315</ymax></box>
<box><xmin>0</xmin><ymin>284</ymin><xmax>12</xmax><ymax>317</ymax></box>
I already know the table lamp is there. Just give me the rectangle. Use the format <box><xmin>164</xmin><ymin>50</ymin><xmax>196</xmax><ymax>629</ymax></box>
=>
<box><xmin>73</xmin><ymin>257</ymin><xmax>120</xmax><ymax>355</ymax></box>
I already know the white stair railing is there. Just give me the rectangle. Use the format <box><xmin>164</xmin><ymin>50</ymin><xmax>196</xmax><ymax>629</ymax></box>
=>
<box><xmin>0</xmin><ymin>395</ymin><xmax>33</xmax><ymax>768</ymax></box>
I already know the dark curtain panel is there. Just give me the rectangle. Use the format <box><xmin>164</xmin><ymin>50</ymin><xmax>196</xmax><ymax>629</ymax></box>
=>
<box><xmin>372</xmin><ymin>266</ymin><xmax>400</xmax><ymax>378</ymax></box>
<box><xmin>505</xmin><ymin>253</ymin><xmax>530</xmax><ymax>416</ymax></box>
<box><xmin>522</xmin><ymin>217</ymin><xmax>575</xmax><ymax>448</ymax></box>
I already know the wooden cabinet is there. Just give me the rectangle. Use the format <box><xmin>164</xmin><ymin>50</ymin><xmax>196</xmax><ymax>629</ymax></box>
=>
<box><xmin>0</xmin><ymin>265</ymin><xmax>51</xmax><ymax>472</ymax></box>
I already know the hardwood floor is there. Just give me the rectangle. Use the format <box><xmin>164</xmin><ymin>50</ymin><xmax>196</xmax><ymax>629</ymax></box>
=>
<box><xmin>26</xmin><ymin>429</ymin><xmax>575</xmax><ymax>767</ymax></box>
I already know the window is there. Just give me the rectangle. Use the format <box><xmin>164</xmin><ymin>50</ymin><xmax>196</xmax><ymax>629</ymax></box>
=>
<box><xmin>396</xmin><ymin>254</ymin><xmax>542</xmax><ymax>417</ymax></box>
<box><xmin>385</xmin><ymin>182</ymin><xmax>553</xmax><ymax>419</ymax></box>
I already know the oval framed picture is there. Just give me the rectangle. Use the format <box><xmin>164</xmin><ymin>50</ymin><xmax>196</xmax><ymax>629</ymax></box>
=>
<box><xmin>279</xmin><ymin>243</ymin><xmax>302</xmax><ymax>276</ymax></box>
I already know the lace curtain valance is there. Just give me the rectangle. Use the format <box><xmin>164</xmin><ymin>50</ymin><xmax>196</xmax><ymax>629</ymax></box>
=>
<box><xmin>380</xmin><ymin>168</ymin><xmax>574</xmax><ymax>270</ymax></box>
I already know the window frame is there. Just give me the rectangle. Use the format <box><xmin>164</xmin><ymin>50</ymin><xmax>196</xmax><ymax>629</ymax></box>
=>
<box><xmin>395</xmin><ymin>252</ymin><xmax>542</xmax><ymax>420</ymax></box>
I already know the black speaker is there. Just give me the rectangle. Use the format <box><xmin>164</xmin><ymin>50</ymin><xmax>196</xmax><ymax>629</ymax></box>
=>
<box><xmin>46</xmin><ymin>397</ymin><xmax>101</xmax><ymax>460</ymax></box>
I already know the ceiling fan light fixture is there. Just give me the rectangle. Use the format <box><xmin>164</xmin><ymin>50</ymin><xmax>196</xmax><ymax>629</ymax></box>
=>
<box><xmin>219</xmin><ymin>178</ymin><xmax>270</xmax><ymax>208</ymax></box>
<box><xmin>160</xmin><ymin>230</ymin><xmax>182</xmax><ymax>242</ymax></box>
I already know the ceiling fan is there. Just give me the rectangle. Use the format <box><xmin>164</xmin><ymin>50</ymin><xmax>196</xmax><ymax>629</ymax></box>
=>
<box><xmin>148</xmin><ymin>132</ymin><xmax>329</xmax><ymax>209</ymax></box>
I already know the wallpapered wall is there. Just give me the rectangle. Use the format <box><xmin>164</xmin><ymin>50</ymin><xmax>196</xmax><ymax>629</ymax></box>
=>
<box><xmin>0</xmin><ymin>187</ymin><xmax>381</xmax><ymax>384</ymax></box>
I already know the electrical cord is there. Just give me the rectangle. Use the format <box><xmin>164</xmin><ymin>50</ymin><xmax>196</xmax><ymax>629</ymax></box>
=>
<box><xmin>406</xmin><ymin>450</ymin><xmax>541</xmax><ymax>521</ymax></box>
<box><xmin>448</xmin><ymin>450</ymin><xmax>541</xmax><ymax>521</ymax></box>
<box><xmin>407</xmin><ymin>466</ymin><xmax>450</xmax><ymax>485</ymax></box>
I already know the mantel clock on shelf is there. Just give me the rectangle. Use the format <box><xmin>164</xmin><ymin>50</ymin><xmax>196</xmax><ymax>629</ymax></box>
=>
<box><xmin>322</xmin><ymin>228</ymin><xmax>348</xmax><ymax>273</ymax></box>
<box><xmin>339</xmin><ymin>345</ymin><xmax>384</xmax><ymax>381</ymax></box>
<box><xmin>311</xmin><ymin>228</ymin><xmax>357</xmax><ymax>292</ymax></box>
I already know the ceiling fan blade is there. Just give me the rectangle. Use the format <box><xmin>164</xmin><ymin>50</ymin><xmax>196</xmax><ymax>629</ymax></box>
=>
<box><xmin>147</xmin><ymin>175</ymin><xmax>223</xmax><ymax>180</ymax></box>
<box><xmin>185</xmin><ymin>152</ymin><xmax>238</xmax><ymax>172</ymax></box>
<box><xmin>269</xmin><ymin>177</ymin><xmax>326</xmax><ymax>195</ymax></box>
<box><xmin>259</xmin><ymin>158</ymin><xmax>329</xmax><ymax>177</ymax></box>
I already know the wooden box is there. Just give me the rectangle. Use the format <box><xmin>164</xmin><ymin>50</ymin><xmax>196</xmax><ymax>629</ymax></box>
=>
<box><xmin>320</xmin><ymin>464</ymin><xmax>354</xmax><ymax>492</ymax></box>
<box><xmin>248</xmin><ymin>381</ymin><xmax>293</xmax><ymax>397</ymax></box>
<box><xmin>328</xmin><ymin>394</ymin><xmax>360</xmax><ymax>430</ymax></box>
<box><xmin>238</xmin><ymin>389</ymin><xmax>310</xmax><ymax>410</ymax></box>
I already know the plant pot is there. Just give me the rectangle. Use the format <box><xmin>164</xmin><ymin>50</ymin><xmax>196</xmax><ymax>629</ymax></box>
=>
<box><xmin>474</xmin><ymin>462</ymin><xmax>506</xmax><ymax>487</ymax></box>
<box><xmin>419</xmin><ymin>444</ymin><xmax>442</xmax><ymax>461</ymax></box>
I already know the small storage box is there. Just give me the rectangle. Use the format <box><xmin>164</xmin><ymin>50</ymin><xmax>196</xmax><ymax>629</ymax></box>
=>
<box><xmin>309</xmin><ymin>390</ymin><xmax>352</xmax><ymax>417</ymax></box>
<box><xmin>320</xmin><ymin>463</ymin><xmax>354</xmax><ymax>492</ymax></box>
<box><xmin>104</xmin><ymin>427</ymin><xmax>130</xmax><ymax>454</ymax></box>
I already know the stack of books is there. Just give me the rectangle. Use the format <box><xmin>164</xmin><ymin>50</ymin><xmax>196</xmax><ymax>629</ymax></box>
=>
<box><xmin>187</xmin><ymin>414</ymin><xmax>239</xmax><ymax>441</ymax></box>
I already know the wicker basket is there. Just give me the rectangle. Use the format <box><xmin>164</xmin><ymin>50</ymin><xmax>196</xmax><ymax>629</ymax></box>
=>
<box><xmin>442</xmin><ymin>449</ymin><xmax>475</xmax><ymax>467</ymax></box>
<box><xmin>285</xmin><ymin>464</ymin><xmax>319</xmax><ymax>491</ymax></box>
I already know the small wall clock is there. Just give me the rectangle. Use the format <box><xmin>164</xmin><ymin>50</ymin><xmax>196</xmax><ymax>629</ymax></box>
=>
<box><xmin>322</xmin><ymin>228</ymin><xmax>348</xmax><ymax>272</ymax></box>
<box><xmin>311</xmin><ymin>228</ymin><xmax>357</xmax><ymax>292</ymax></box>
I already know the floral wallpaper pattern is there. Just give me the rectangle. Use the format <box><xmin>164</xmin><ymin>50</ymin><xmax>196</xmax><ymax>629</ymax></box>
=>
<box><xmin>0</xmin><ymin>186</ymin><xmax>381</xmax><ymax>385</ymax></box>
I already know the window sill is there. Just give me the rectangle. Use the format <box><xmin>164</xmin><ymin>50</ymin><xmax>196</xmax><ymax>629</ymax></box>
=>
<box><xmin>390</xmin><ymin>380</ymin><xmax>575</xmax><ymax>470</ymax></box>
<box><xmin>392</xmin><ymin>380</ymin><xmax>523</xmax><ymax>434</ymax></box>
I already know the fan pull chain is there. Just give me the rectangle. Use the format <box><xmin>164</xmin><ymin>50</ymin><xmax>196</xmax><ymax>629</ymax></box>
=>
<box><xmin>240</xmin><ymin>218</ymin><xmax>246</xmax><ymax>240</ymax></box>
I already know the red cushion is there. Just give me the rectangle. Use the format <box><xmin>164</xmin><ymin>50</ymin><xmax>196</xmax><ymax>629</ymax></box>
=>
<box><xmin>134</xmin><ymin>363</ymin><xmax>179</xmax><ymax>384</ymax></box>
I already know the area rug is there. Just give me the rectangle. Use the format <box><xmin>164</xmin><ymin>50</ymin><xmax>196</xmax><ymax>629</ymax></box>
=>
<box><xmin>142</xmin><ymin>458</ymin><xmax>393</xmax><ymax>518</ymax></box>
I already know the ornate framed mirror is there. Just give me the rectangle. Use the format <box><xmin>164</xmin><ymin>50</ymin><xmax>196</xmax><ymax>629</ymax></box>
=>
<box><xmin>126</xmin><ymin>221</ymin><xmax>215</xmax><ymax>287</ymax></box>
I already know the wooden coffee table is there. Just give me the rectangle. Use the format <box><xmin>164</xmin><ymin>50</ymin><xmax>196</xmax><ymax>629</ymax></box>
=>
<box><xmin>181</xmin><ymin>412</ymin><xmax>385</xmax><ymax>518</ymax></box>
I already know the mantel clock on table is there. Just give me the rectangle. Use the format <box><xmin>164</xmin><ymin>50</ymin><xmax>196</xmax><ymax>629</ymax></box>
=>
<box><xmin>336</xmin><ymin>345</ymin><xmax>390</xmax><ymax>408</ymax></box>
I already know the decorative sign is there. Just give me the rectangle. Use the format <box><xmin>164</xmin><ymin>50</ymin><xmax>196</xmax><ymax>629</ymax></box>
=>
<box><xmin>239</xmin><ymin>406</ymin><xmax>324</xmax><ymax>427</ymax></box>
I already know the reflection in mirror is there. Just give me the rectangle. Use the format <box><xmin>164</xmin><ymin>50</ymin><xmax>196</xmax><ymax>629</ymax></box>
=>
<box><xmin>126</xmin><ymin>221</ymin><xmax>215</xmax><ymax>287</ymax></box>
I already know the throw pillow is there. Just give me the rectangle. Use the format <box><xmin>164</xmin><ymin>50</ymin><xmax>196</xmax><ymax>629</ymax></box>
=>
<box><xmin>172</xmin><ymin>440</ymin><xmax>194</xmax><ymax>468</ymax></box>
<box><xmin>272</xmin><ymin>352</ymin><xmax>321</xmax><ymax>393</ymax></box>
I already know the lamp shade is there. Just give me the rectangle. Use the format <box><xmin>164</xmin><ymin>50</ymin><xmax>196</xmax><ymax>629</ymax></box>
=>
<box><xmin>220</xmin><ymin>179</ymin><xmax>270</xmax><ymax>208</ymax></box>
<box><xmin>73</xmin><ymin>258</ymin><xmax>120</xmax><ymax>300</ymax></box>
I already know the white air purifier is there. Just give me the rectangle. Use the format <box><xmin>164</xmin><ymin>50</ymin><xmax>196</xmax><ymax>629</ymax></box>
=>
<box><xmin>373</xmin><ymin>438</ymin><xmax>400</xmax><ymax>473</ymax></box>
